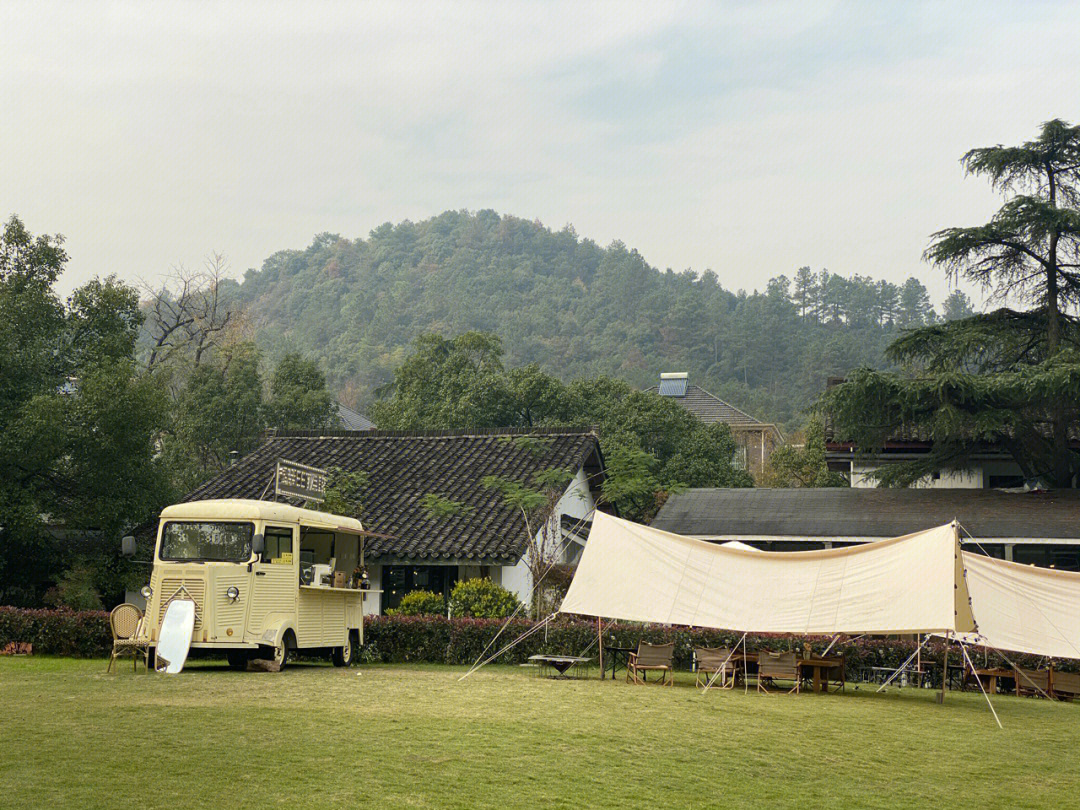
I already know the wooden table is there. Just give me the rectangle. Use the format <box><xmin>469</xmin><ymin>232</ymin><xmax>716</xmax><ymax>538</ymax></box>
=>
<box><xmin>528</xmin><ymin>654</ymin><xmax>593</xmax><ymax>680</ymax></box>
<box><xmin>966</xmin><ymin>667</ymin><xmax>1015</xmax><ymax>694</ymax></box>
<box><xmin>798</xmin><ymin>656</ymin><xmax>845</xmax><ymax>693</ymax></box>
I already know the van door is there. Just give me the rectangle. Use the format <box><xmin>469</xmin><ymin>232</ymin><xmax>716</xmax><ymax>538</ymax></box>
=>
<box><xmin>247</xmin><ymin>525</ymin><xmax>298</xmax><ymax>639</ymax></box>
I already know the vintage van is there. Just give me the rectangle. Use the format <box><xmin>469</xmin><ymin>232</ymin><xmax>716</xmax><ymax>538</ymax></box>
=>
<box><xmin>134</xmin><ymin>499</ymin><xmax>377</xmax><ymax>669</ymax></box>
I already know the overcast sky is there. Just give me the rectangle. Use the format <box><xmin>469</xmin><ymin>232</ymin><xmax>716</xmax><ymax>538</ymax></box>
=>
<box><xmin>3</xmin><ymin>1</ymin><xmax>1079</xmax><ymax>303</ymax></box>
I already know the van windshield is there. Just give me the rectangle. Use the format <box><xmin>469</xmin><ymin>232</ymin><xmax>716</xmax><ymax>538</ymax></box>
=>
<box><xmin>160</xmin><ymin>521</ymin><xmax>254</xmax><ymax>562</ymax></box>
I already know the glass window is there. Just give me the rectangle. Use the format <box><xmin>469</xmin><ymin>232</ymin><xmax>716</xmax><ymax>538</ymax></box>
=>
<box><xmin>1014</xmin><ymin>545</ymin><xmax>1080</xmax><ymax>572</ymax></box>
<box><xmin>263</xmin><ymin>527</ymin><xmax>294</xmax><ymax>564</ymax></box>
<box><xmin>160</xmin><ymin>522</ymin><xmax>253</xmax><ymax>562</ymax></box>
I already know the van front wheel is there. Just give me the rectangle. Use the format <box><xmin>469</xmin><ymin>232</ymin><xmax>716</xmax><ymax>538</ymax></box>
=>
<box><xmin>332</xmin><ymin>632</ymin><xmax>356</xmax><ymax>667</ymax></box>
<box><xmin>271</xmin><ymin>631</ymin><xmax>295</xmax><ymax>670</ymax></box>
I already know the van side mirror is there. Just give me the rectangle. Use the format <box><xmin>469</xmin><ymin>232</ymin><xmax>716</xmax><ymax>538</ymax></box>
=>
<box><xmin>252</xmin><ymin>533</ymin><xmax>265</xmax><ymax>556</ymax></box>
<box><xmin>121</xmin><ymin>536</ymin><xmax>136</xmax><ymax>557</ymax></box>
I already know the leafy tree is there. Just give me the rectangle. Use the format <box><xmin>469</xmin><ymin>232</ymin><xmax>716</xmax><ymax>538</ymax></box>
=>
<box><xmin>823</xmin><ymin>120</ymin><xmax>1080</xmax><ymax>487</ymax></box>
<box><xmin>0</xmin><ymin>216</ymin><xmax>170</xmax><ymax>605</ymax></box>
<box><xmin>158</xmin><ymin>342</ymin><xmax>264</xmax><ymax>492</ymax></box>
<box><xmin>264</xmin><ymin>352</ymin><xmax>337</xmax><ymax>430</ymax></box>
<box><xmin>762</xmin><ymin>417</ymin><xmax>847</xmax><ymax>487</ymax></box>
<box><xmin>942</xmin><ymin>290</ymin><xmax>976</xmax><ymax>321</ymax></box>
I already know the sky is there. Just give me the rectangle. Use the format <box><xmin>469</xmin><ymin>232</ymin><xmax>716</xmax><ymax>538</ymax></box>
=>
<box><xmin>3</xmin><ymin>1</ymin><xmax>1079</xmax><ymax>304</ymax></box>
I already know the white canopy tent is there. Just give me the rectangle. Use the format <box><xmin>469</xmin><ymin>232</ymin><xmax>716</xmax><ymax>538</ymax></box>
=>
<box><xmin>560</xmin><ymin>512</ymin><xmax>975</xmax><ymax>636</ymax></box>
<box><xmin>559</xmin><ymin>512</ymin><xmax>1080</xmax><ymax>661</ymax></box>
<box><xmin>959</xmin><ymin>551</ymin><xmax>1080</xmax><ymax>660</ymax></box>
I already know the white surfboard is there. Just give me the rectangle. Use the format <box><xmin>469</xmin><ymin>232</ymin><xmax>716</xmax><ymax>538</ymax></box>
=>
<box><xmin>156</xmin><ymin>599</ymin><xmax>196</xmax><ymax>674</ymax></box>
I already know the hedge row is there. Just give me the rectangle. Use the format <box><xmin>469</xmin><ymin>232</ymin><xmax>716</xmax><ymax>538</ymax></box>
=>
<box><xmin>1</xmin><ymin>607</ymin><xmax>1064</xmax><ymax>675</ymax></box>
<box><xmin>360</xmin><ymin>615</ymin><xmax>1063</xmax><ymax>674</ymax></box>
<box><xmin>0</xmin><ymin>606</ymin><xmax>112</xmax><ymax>657</ymax></box>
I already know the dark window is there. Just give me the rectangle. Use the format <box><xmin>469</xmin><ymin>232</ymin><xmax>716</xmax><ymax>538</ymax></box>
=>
<box><xmin>383</xmin><ymin>565</ymin><xmax>459</xmax><ymax>612</ymax></box>
<box><xmin>1013</xmin><ymin>545</ymin><xmax>1080</xmax><ymax>572</ymax></box>
<box><xmin>962</xmin><ymin>543</ymin><xmax>1005</xmax><ymax>559</ymax></box>
<box><xmin>263</xmin><ymin>527</ymin><xmax>294</xmax><ymax>564</ymax></box>
<box><xmin>987</xmin><ymin>474</ymin><xmax>1025</xmax><ymax>489</ymax></box>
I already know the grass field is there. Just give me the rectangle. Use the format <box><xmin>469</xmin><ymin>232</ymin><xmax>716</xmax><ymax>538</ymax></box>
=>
<box><xmin>2</xmin><ymin>657</ymin><xmax>1077</xmax><ymax>809</ymax></box>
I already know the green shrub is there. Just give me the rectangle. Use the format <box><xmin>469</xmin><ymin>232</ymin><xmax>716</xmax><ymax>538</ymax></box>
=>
<box><xmin>389</xmin><ymin>589</ymin><xmax>445</xmax><ymax>616</ymax></box>
<box><xmin>448</xmin><ymin>578</ymin><xmax>521</xmax><ymax>619</ymax></box>
<box><xmin>43</xmin><ymin>566</ymin><xmax>104</xmax><ymax>612</ymax></box>
<box><xmin>0</xmin><ymin>607</ymin><xmax>112</xmax><ymax>657</ymax></box>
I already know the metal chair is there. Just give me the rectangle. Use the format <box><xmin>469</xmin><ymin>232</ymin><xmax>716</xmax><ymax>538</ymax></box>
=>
<box><xmin>694</xmin><ymin>646</ymin><xmax>737</xmax><ymax>689</ymax></box>
<box><xmin>107</xmin><ymin>603</ymin><xmax>150</xmax><ymax>673</ymax></box>
<box><xmin>757</xmin><ymin>650</ymin><xmax>800</xmax><ymax>694</ymax></box>
<box><xmin>627</xmin><ymin>641</ymin><xmax>674</xmax><ymax>686</ymax></box>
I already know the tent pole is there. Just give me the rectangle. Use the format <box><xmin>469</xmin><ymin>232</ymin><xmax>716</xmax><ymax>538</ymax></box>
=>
<box><xmin>938</xmin><ymin>632</ymin><xmax>950</xmax><ymax>704</ymax></box>
<box><xmin>597</xmin><ymin>617</ymin><xmax>603</xmax><ymax>680</ymax></box>
<box><xmin>958</xmin><ymin>639</ymin><xmax>1003</xmax><ymax>729</ymax></box>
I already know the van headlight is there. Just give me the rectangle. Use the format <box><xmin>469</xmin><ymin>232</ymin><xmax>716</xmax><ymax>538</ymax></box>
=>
<box><xmin>226</xmin><ymin>586</ymin><xmax>240</xmax><ymax>601</ymax></box>
<box><xmin>141</xmin><ymin>585</ymin><xmax>152</xmax><ymax>599</ymax></box>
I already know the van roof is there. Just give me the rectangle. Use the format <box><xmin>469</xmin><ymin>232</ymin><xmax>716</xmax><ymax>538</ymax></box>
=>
<box><xmin>159</xmin><ymin>499</ymin><xmax>364</xmax><ymax>533</ymax></box>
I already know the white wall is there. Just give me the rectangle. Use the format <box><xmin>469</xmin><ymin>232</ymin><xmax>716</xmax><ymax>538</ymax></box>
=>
<box><xmin>851</xmin><ymin>463</ymin><xmax>984</xmax><ymax>489</ymax></box>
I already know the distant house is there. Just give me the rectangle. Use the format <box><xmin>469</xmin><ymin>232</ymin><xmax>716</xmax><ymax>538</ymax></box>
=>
<box><xmin>179</xmin><ymin>427</ymin><xmax>608</xmax><ymax>613</ymax></box>
<box><xmin>644</xmin><ymin>372</ymin><xmax>783</xmax><ymax>479</ymax></box>
<box><xmin>821</xmin><ymin>379</ymin><xmax>1032</xmax><ymax>489</ymax></box>
<box><xmin>652</xmin><ymin>487</ymin><xmax>1080</xmax><ymax>570</ymax></box>
<box><xmin>337</xmin><ymin>402</ymin><xmax>376</xmax><ymax>431</ymax></box>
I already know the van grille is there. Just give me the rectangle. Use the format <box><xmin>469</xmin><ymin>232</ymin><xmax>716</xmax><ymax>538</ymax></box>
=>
<box><xmin>158</xmin><ymin>578</ymin><xmax>205</xmax><ymax>629</ymax></box>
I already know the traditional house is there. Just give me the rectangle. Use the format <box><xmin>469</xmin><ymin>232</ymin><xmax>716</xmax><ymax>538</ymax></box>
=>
<box><xmin>178</xmin><ymin>427</ymin><xmax>608</xmax><ymax>613</ymax></box>
<box><xmin>644</xmin><ymin>372</ymin><xmax>783</xmax><ymax>479</ymax></box>
<box><xmin>651</xmin><ymin>487</ymin><xmax>1080</xmax><ymax>570</ymax></box>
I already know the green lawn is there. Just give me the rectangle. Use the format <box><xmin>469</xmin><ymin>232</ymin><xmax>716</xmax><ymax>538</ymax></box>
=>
<box><xmin>1</xmin><ymin>657</ymin><xmax>1077</xmax><ymax>809</ymax></box>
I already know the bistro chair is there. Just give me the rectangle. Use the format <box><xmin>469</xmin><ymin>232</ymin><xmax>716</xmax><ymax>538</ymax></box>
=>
<box><xmin>694</xmin><ymin>646</ymin><xmax>737</xmax><ymax>690</ymax></box>
<box><xmin>107</xmin><ymin>603</ymin><xmax>150</xmax><ymax>674</ymax></box>
<box><xmin>757</xmin><ymin>650</ymin><xmax>800</xmax><ymax>694</ymax></box>
<box><xmin>626</xmin><ymin>641</ymin><xmax>674</xmax><ymax>686</ymax></box>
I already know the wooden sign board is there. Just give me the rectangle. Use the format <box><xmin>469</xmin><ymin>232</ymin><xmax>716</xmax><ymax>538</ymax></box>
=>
<box><xmin>275</xmin><ymin>459</ymin><xmax>328</xmax><ymax>503</ymax></box>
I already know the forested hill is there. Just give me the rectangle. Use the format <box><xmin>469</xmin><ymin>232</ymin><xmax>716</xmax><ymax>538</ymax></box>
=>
<box><xmin>228</xmin><ymin>210</ymin><xmax>967</xmax><ymax>428</ymax></box>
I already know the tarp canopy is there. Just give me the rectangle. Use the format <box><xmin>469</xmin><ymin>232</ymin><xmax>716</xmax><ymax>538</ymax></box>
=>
<box><xmin>560</xmin><ymin>512</ymin><xmax>975</xmax><ymax>635</ymax></box>
<box><xmin>958</xmin><ymin>551</ymin><xmax>1080</xmax><ymax>660</ymax></box>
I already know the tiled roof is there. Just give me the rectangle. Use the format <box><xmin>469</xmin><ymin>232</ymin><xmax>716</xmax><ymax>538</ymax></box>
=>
<box><xmin>644</xmin><ymin>384</ymin><xmax>770</xmax><ymax>428</ymax></box>
<box><xmin>337</xmin><ymin>403</ymin><xmax>376</xmax><ymax>431</ymax></box>
<box><xmin>652</xmin><ymin>487</ymin><xmax>1080</xmax><ymax>539</ymax></box>
<box><xmin>182</xmin><ymin>427</ymin><xmax>605</xmax><ymax>563</ymax></box>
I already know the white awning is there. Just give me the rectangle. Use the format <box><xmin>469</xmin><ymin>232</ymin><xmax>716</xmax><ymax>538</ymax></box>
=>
<box><xmin>559</xmin><ymin>512</ymin><xmax>974</xmax><ymax>635</ymax></box>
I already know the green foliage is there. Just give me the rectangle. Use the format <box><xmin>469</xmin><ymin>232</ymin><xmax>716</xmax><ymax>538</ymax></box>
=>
<box><xmin>264</xmin><ymin>352</ymin><xmax>337</xmax><ymax>430</ymax></box>
<box><xmin>0</xmin><ymin>606</ymin><xmax>112</xmax><ymax>657</ymax></box>
<box><xmin>43</xmin><ymin>566</ymin><xmax>104</xmax><ymax>612</ymax></box>
<box><xmin>447</xmin><ymin>577</ymin><xmax>521</xmax><ymax>619</ymax></box>
<box><xmin>387</xmin><ymin>589</ymin><xmax>446</xmax><ymax>617</ymax></box>
<box><xmin>319</xmin><ymin>468</ymin><xmax>368</xmax><ymax>516</ymax></box>
<box><xmin>481</xmin><ymin>476</ymin><xmax>548</xmax><ymax>514</ymax></box>
<box><xmin>828</xmin><ymin>120</ymin><xmax>1080</xmax><ymax>487</ymax></box>
<box><xmin>226</xmin><ymin>210</ymin><xmax>935</xmax><ymax>430</ymax></box>
<box><xmin>763</xmin><ymin>417</ymin><xmax>847</xmax><ymax>487</ymax></box>
<box><xmin>419</xmin><ymin>493</ymin><xmax>472</xmax><ymax>519</ymax></box>
<box><xmin>0</xmin><ymin>216</ymin><xmax>170</xmax><ymax>606</ymax></box>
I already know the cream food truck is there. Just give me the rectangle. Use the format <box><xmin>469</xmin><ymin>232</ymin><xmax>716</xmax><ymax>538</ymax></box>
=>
<box><xmin>133</xmin><ymin>499</ymin><xmax>378</xmax><ymax>669</ymax></box>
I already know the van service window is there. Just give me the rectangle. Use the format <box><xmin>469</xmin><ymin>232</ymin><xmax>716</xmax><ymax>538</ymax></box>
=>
<box><xmin>160</xmin><ymin>522</ymin><xmax>254</xmax><ymax>562</ymax></box>
<box><xmin>263</xmin><ymin>527</ymin><xmax>294</xmax><ymax>563</ymax></box>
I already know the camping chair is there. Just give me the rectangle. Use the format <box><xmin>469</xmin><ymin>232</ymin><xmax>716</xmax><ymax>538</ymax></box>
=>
<box><xmin>1013</xmin><ymin>666</ymin><xmax>1051</xmax><ymax>698</ymax></box>
<box><xmin>1050</xmin><ymin>670</ymin><xmax>1079</xmax><ymax>701</ymax></box>
<box><xmin>695</xmin><ymin>647</ymin><xmax>737</xmax><ymax>690</ymax></box>
<box><xmin>107</xmin><ymin>603</ymin><xmax>150</xmax><ymax>674</ymax></box>
<box><xmin>627</xmin><ymin>641</ymin><xmax>674</xmax><ymax>686</ymax></box>
<box><xmin>757</xmin><ymin>651</ymin><xmax>800</xmax><ymax>694</ymax></box>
